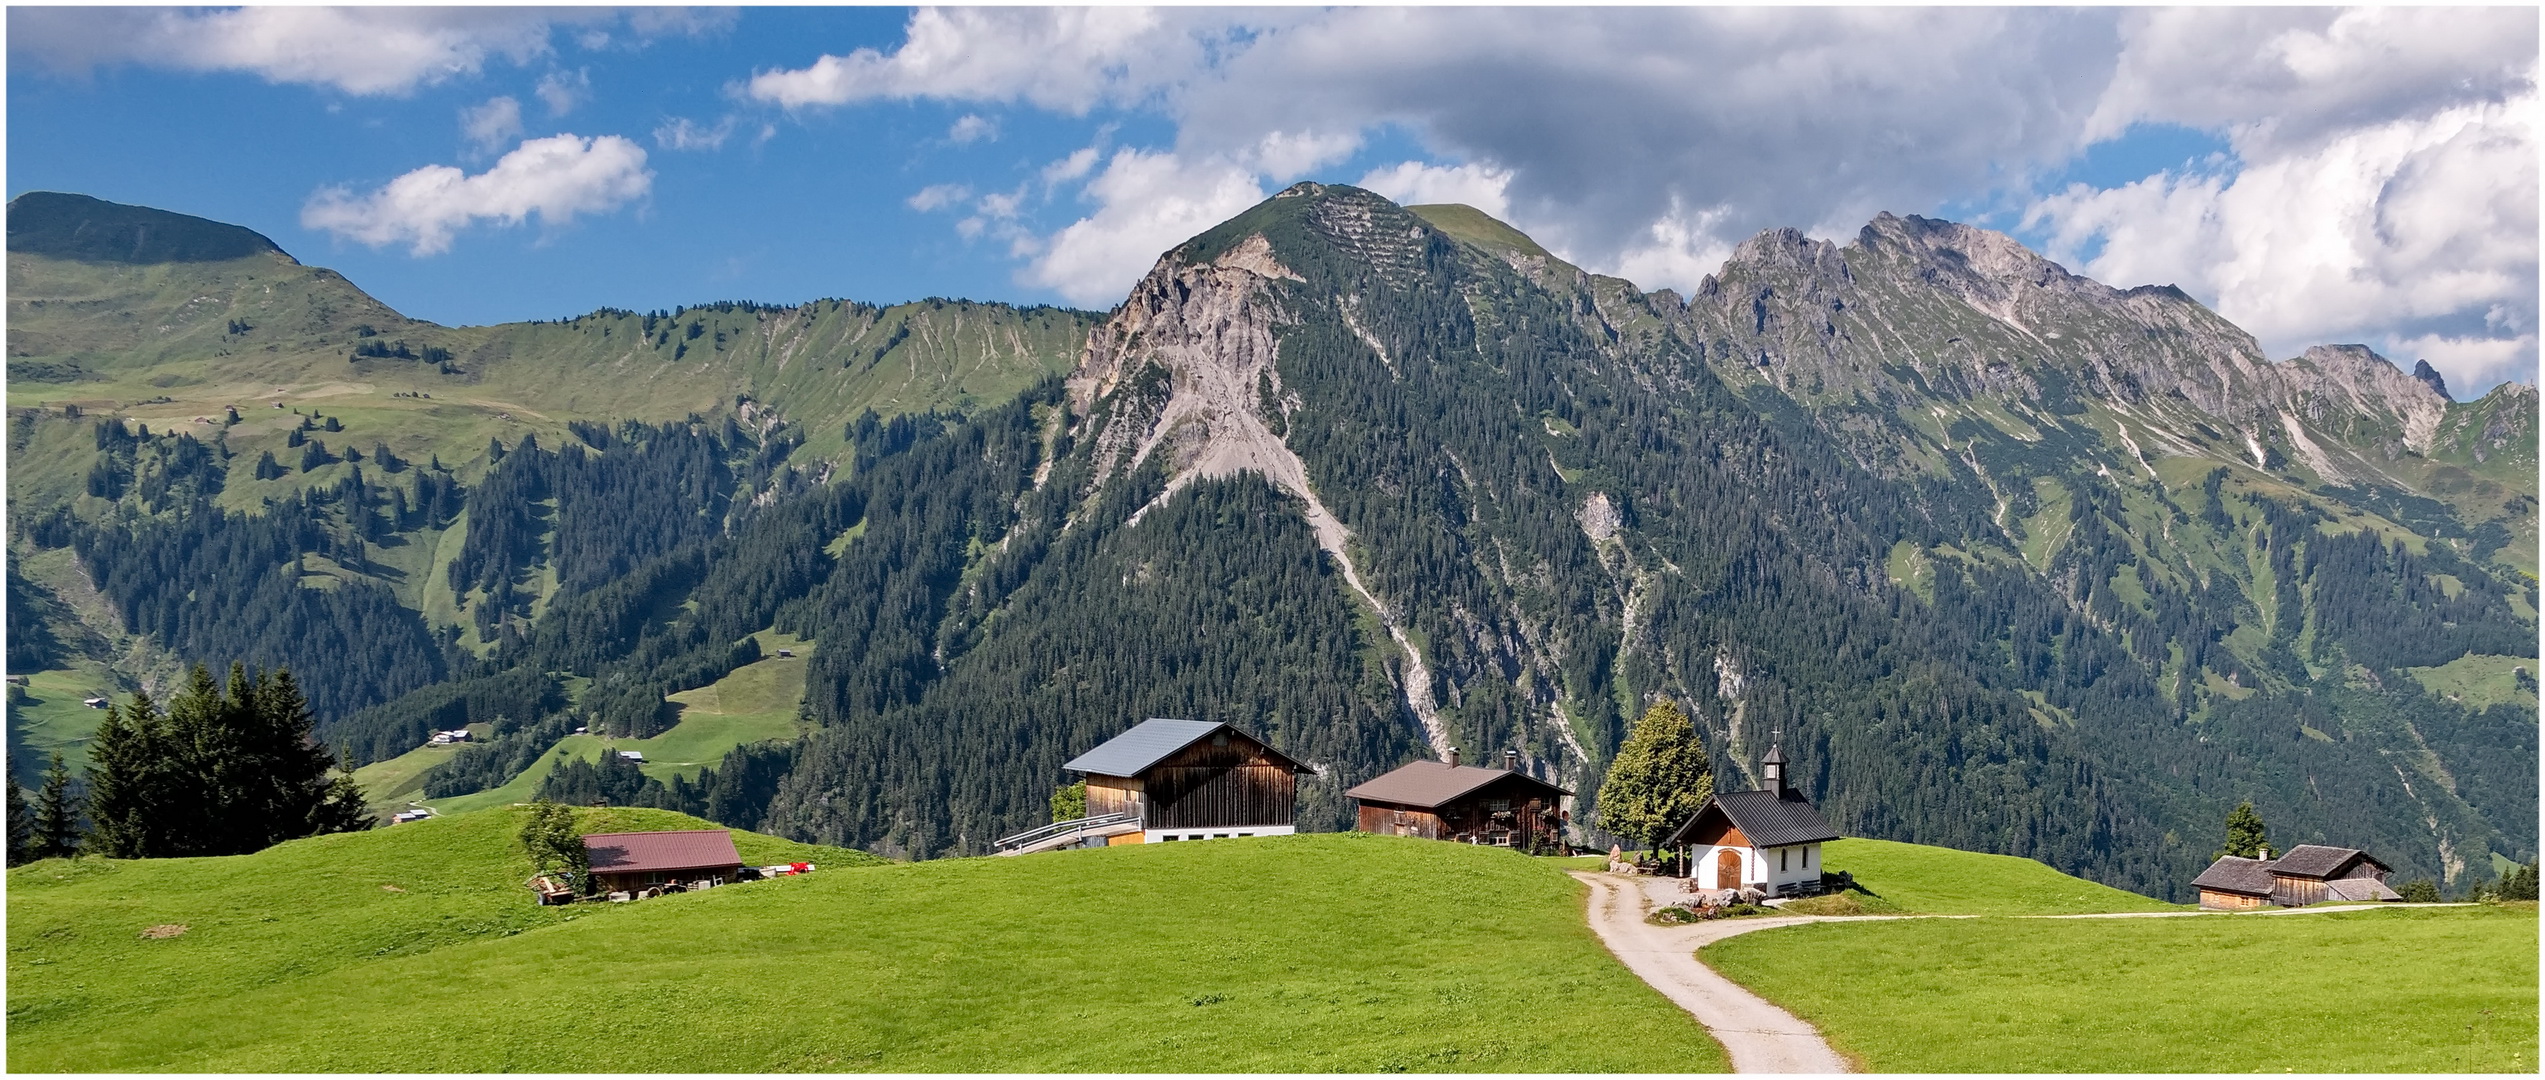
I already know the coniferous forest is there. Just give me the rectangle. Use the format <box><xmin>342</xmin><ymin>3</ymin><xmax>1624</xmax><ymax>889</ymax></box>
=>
<box><xmin>6</xmin><ymin>186</ymin><xmax>2535</xmax><ymax>900</ymax></box>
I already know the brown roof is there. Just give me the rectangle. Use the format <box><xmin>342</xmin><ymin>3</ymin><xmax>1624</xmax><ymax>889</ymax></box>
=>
<box><xmin>583</xmin><ymin>830</ymin><xmax>744</xmax><ymax>875</ymax></box>
<box><xmin>1345</xmin><ymin>760</ymin><xmax>1571</xmax><ymax>809</ymax></box>
<box><xmin>2191</xmin><ymin>855</ymin><xmax>2276</xmax><ymax>896</ymax></box>
<box><xmin>2266</xmin><ymin>844</ymin><xmax>2386</xmax><ymax>880</ymax></box>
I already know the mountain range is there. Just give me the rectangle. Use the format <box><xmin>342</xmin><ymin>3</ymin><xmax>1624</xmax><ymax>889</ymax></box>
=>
<box><xmin>6</xmin><ymin>186</ymin><xmax>2534</xmax><ymax>898</ymax></box>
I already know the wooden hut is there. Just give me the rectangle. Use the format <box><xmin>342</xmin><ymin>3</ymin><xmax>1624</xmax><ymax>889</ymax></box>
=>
<box><xmin>1347</xmin><ymin>749</ymin><xmax>1572</xmax><ymax>849</ymax></box>
<box><xmin>2192</xmin><ymin>844</ymin><xmax>2399</xmax><ymax>909</ymax></box>
<box><xmin>583</xmin><ymin>829</ymin><xmax>745</xmax><ymax>895</ymax></box>
<box><xmin>1062</xmin><ymin>719</ymin><xmax>1307</xmax><ymax>844</ymax></box>
<box><xmin>1663</xmin><ymin>744</ymin><xmax>1839</xmax><ymax>896</ymax></box>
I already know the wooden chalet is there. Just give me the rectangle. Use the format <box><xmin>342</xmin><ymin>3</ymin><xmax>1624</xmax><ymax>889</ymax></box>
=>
<box><xmin>1663</xmin><ymin>743</ymin><xmax>1840</xmax><ymax>897</ymax></box>
<box><xmin>583</xmin><ymin>829</ymin><xmax>745</xmax><ymax>895</ymax></box>
<box><xmin>1346</xmin><ymin>748</ymin><xmax>1571</xmax><ymax>849</ymax></box>
<box><xmin>1063</xmin><ymin>719</ymin><xmax>1308</xmax><ymax>844</ymax></box>
<box><xmin>2192</xmin><ymin>844</ymin><xmax>2400</xmax><ymax>909</ymax></box>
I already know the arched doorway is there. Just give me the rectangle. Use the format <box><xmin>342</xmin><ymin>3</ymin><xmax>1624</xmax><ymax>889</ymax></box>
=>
<box><xmin>1716</xmin><ymin>848</ymin><xmax>1743</xmax><ymax>890</ymax></box>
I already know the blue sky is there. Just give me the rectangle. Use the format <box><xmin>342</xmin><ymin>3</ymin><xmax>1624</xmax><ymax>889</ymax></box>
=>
<box><xmin>7</xmin><ymin>7</ymin><xmax>2535</xmax><ymax>391</ymax></box>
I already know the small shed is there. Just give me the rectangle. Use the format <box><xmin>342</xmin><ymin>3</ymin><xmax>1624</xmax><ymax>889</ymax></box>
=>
<box><xmin>2193</xmin><ymin>844</ymin><xmax>2399</xmax><ymax>909</ymax></box>
<box><xmin>1062</xmin><ymin>719</ymin><xmax>1306</xmax><ymax>844</ymax></box>
<box><xmin>1347</xmin><ymin>749</ymin><xmax>1571</xmax><ymax>849</ymax></box>
<box><xmin>1663</xmin><ymin>743</ymin><xmax>1839</xmax><ymax>897</ymax></box>
<box><xmin>583</xmin><ymin>829</ymin><xmax>745</xmax><ymax>894</ymax></box>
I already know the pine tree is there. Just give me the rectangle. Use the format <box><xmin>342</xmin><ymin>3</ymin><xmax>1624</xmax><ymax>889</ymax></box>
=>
<box><xmin>1595</xmin><ymin>700</ymin><xmax>1714</xmax><ymax>855</ymax></box>
<box><xmin>83</xmin><ymin>690</ymin><xmax>169</xmax><ymax>859</ymax></box>
<box><xmin>2216</xmin><ymin>800</ymin><xmax>2269</xmax><ymax>860</ymax></box>
<box><xmin>33</xmin><ymin>751</ymin><xmax>82</xmax><ymax>859</ymax></box>
<box><xmin>6</xmin><ymin>774</ymin><xmax>33</xmax><ymax>866</ymax></box>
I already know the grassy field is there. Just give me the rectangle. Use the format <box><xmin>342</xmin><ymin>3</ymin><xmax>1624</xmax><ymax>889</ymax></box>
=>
<box><xmin>1706</xmin><ymin>905</ymin><xmax>2539</xmax><ymax>1072</ymax></box>
<box><xmin>348</xmin><ymin>741</ymin><xmax>467</xmax><ymax>812</ymax></box>
<box><xmin>646</xmin><ymin>630</ymin><xmax>812</xmax><ymax>779</ymax></box>
<box><xmin>1816</xmin><ymin>837</ymin><xmax>2184</xmax><ymax>915</ymax></box>
<box><xmin>2406</xmin><ymin>653</ymin><xmax>2540</xmax><ymax>712</ymax></box>
<box><xmin>9</xmin><ymin>824</ymin><xmax>1726</xmax><ymax>1072</ymax></box>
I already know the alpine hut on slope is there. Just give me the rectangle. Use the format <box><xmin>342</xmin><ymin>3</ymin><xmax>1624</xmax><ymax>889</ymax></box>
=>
<box><xmin>992</xmin><ymin>719</ymin><xmax>1307</xmax><ymax>854</ymax></box>
<box><xmin>1346</xmin><ymin>748</ymin><xmax>1571</xmax><ymax>850</ymax></box>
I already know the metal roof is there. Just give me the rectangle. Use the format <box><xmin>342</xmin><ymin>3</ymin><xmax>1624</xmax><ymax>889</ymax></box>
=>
<box><xmin>2190</xmin><ymin>855</ymin><xmax>2276</xmax><ymax>896</ymax></box>
<box><xmin>2267</xmin><ymin>844</ymin><xmax>2384</xmax><ymax>880</ymax></box>
<box><xmin>2324</xmin><ymin>877</ymin><xmax>2402</xmax><ymax>902</ymax></box>
<box><xmin>1061</xmin><ymin>719</ymin><xmax>1302</xmax><ymax>777</ymax></box>
<box><xmin>1345</xmin><ymin>760</ymin><xmax>1572</xmax><ymax>809</ymax></box>
<box><xmin>1665</xmin><ymin>787</ymin><xmax>1839</xmax><ymax>849</ymax></box>
<box><xmin>582</xmin><ymin>830</ymin><xmax>744</xmax><ymax>875</ymax></box>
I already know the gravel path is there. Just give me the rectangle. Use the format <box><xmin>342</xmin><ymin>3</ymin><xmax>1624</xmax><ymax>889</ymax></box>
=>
<box><xmin>1573</xmin><ymin>869</ymin><xmax>2471</xmax><ymax>1074</ymax></box>
<box><xmin>1570</xmin><ymin>871</ymin><xmax>1857</xmax><ymax>1073</ymax></box>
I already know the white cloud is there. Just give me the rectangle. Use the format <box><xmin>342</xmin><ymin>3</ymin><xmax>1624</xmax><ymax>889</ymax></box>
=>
<box><xmin>461</xmin><ymin>97</ymin><xmax>524</xmax><ymax>156</ymax></box>
<box><xmin>907</xmin><ymin>183</ymin><xmax>973</xmax><ymax>213</ymax></box>
<box><xmin>744</xmin><ymin>7</ymin><xmax>1231</xmax><ymax>113</ymax></box>
<box><xmin>2086</xmin><ymin>8</ymin><xmax>2538</xmax><ymax>155</ymax></box>
<box><xmin>302</xmin><ymin>134</ymin><xmax>654</xmax><ymax>256</ymax></box>
<box><xmin>947</xmin><ymin>114</ymin><xmax>998</xmax><ymax>144</ymax></box>
<box><xmin>1606</xmin><ymin>202</ymin><xmax>1739</xmax><ymax>295</ymax></box>
<box><xmin>1355</xmin><ymin>161</ymin><xmax>1513</xmax><ymax>218</ymax></box>
<box><xmin>1023</xmin><ymin>150</ymin><xmax>1265</xmax><ymax>305</ymax></box>
<box><xmin>536</xmin><ymin>68</ymin><xmax>591</xmax><ymax>116</ymax></box>
<box><xmin>2029</xmin><ymin>91</ymin><xmax>2538</xmax><ymax>391</ymax></box>
<box><xmin>8</xmin><ymin>7</ymin><xmax>579</xmax><ymax>95</ymax></box>
<box><xmin>1042</xmin><ymin>147</ymin><xmax>1102</xmax><ymax>186</ymax></box>
<box><xmin>654</xmin><ymin>116</ymin><xmax>737</xmax><ymax>153</ymax></box>
<box><xmin>1241</xmin><ymin>130</ymin><xmax>1362</xmax><ymax>181</ymax></box>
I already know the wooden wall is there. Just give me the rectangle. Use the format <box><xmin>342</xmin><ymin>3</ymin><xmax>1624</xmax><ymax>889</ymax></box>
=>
<box><xmin>1086</xmin><ymin>775</ymin><xmax>1144</xmax><ymax>819</ymax></box>
<box><xmin>2200</xmin><ymin>889</ymin><xmax>2267</xmax><ymax>910</ymax></box>
<box><xmin>1357</xmin><ymin>775</ymin><xmax>1567</xmax><ymax>849</ymax></box>
<box><xmin>1143</xmin><ymin>731</ymin><xmax>1298</xmax><ymax>829</ymax></box>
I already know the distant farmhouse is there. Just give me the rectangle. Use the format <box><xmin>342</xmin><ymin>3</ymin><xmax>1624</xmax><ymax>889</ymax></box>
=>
<box><xmin>2192</xmin><ymin>844</ymin><xmax>2401</xmax><ymax>909</ymax></box>
<box><xmin>584</xmin><ymin>829</ymin><xmax>745</xmax><ymax>896</ymax></box>
<box><xmin>1664</xmin><ymin>743</ymin><xmax>1840</xmax><ymax>896</ymax></box>
<box><xmin>1346</xmin><ymin>748</ymin><xmax>1570</xmax><ymax>849</ymax></box>
<box><xmin>998</xmin><ymin>719</ymin><xmax>1307</xmax><ymax>853</ymax></box>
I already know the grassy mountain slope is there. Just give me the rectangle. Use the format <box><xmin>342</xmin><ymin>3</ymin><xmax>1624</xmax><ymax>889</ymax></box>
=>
<box><xmin>8</xmin><ymin>824</ymin><xmax>1726</xmax><ymax>1072</ymax></box>
<box><xmin>1707</xmin><ymin>905</ymin><xmax>2538</xmax><ymax>1072</ymax></box>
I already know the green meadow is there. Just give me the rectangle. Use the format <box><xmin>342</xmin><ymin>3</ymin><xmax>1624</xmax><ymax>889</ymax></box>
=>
<box><xmin>8</xmin><ymin>818</ymin><xmax>1724</xmax><ymax>1072</ymax></box>
<box><xmin>1815</xmin><ymin>837</ymin><xmax>2186</xmax><ymax>915</ymax></box>
<box><xmin>1706</xmin><ymin>905</ymin><xmax>2539</xmax><ymax>1072</ymax></box>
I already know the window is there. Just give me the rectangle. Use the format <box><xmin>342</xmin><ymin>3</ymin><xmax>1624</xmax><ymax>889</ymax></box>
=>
<box><xmin>1490</xmin><ymin>799</ymin><xmax>1510</xmax><ymax>812</ymax></box>
<box><xmin>1804</xmin><ymin>846</ymin><xmax>1812</xmax><ymax>868</ymax></box>
<box><xmin>1781</xmin><ymin>849</ymin><xmax>1789</xmax><ymax>872</ymax></box>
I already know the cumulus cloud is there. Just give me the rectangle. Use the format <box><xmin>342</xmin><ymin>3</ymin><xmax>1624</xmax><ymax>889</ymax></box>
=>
<box><xmin>302</xmin><ymin>134</ymin><xmax>654</xmax><ymax>256</ymax></box>
<box><xmin>461</xmin><ymin>97</ymin><xmax>525</xmax><ymax>156</ymax></box>
<box><xmin>745</xmin><ymin>7</ymin><xmax>1235</xmax><ymax>113</ymax></box>
<box><xmin>947</xmin><ymin>114</ymin><xmax>998</xmax><ymax>144</ymax></box>
<box><xmin>1023</xmin><ymin>150</ymin><xmax>1265</xmax><ymax>305</ymax></box>
<box><xmin>8</xmin><ymin>7</ymin><xmax>583</xmax><ymax>95</ymax></box>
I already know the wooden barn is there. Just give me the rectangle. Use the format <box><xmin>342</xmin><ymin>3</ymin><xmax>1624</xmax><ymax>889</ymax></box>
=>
<box><xmin>1059</xmin><ymin>719</ymin><xmax>1307</xmax><ymax>845</ymax></box>
<box><xmin>1347</xmin><ymin>749</ymin><xmax>1571</xmax><ymax>850</ymax></box>
<box><xmin>583</xmin><ymin>829</ymin><xmax>745</xmax><ymax>895</ymax></box>
<box><xmin>1664</xmin><ymin>744</ymin><xmax>1840</xmax><ymax>896</ymax></box>
<box><xmin>2192</xmin><ymin>843</ymin><xmax>2400</xmax><ymax>909</ymax></box>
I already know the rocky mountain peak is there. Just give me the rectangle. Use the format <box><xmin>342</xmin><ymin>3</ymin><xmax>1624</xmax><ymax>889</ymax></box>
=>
<box><xmin>2412</xmin><ymin>359</ymin><xmax>2453</xmax><ymax>401</ymax></box>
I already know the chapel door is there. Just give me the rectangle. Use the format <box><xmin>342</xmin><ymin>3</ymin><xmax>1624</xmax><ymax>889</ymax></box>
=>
<box><xmin>1716</xmin><ymin>849</ymin><xmax>1743</xmax><ymax>889</ymax></box>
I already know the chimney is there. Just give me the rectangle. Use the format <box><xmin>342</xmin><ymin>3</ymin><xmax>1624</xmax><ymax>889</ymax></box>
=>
<box><xmin>1505</xmin><ymin>749</ymin><xmax>1520</xmax><ymax>773</ymax></box>
<box><xmin>1446</xmin><ymin>747</ymin><xmax>1459</xmax><ymax>768</ymax></box>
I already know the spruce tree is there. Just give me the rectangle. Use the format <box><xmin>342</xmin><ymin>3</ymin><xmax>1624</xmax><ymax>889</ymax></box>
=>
<box><xmin>32</xmin><ymin>752</ymin><xmax>82</xmax><ymax>859</ymax></box>
<box><xmin>84</xmin><ymin>689</ymin><xmax>174</xmax><ymax>858</ymax></box>
<box><xmin>1595</xmin><ymin>700</ymin><xmax>1714</xmax><ymax>855</ymax></box>
<box><xmin>6</xmin><ymin>774</ymin><xmax>33</xmax><ymax>866</ymax></box>
<box><xmin>2216</xmin><ymin>800</ymin><xmax>2269</xmax><ymax>860</ymax></box>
